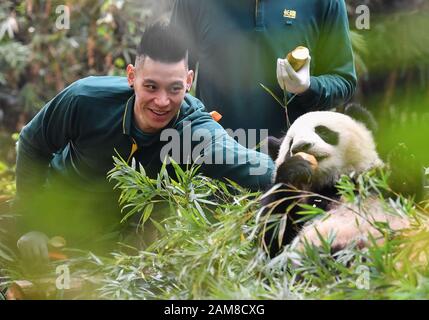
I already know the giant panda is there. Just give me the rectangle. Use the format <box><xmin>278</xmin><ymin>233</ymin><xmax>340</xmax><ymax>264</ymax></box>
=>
<box><xmin>262</xmin><ymin>105</ymin><xmax>424</xmax><ymax>256</ymax></box>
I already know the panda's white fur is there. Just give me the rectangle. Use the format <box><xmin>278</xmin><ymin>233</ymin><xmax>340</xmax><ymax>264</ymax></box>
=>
<box><xmin>275</xmin><ymin>111</ymin><xmax>383</xmax><ymax>189</ymax></box>
<box><xmin>296</xmin><ymin>196</ymin><xmax>410</xmax><ymax>250</ymax></box>
<box><xmin>268</xmin><ymin>110</ymin><xmax>414</xmax><ymax>252</ymax></box>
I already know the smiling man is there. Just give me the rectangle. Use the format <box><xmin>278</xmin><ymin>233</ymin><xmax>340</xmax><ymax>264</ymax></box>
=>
<box><xmin>127</xmin><ymin>35</ymin><xmax>194</xmax><ymax>134</ymax></box>
<box><xmin>14</xmin><ymin>23</ymin><xmax>274</xmax><ymax>262</ymax></box>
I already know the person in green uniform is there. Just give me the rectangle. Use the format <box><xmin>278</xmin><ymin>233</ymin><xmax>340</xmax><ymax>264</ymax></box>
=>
<box><xmin>170</xmin><ymin>0</ymin><xmax>357</xmax><ymax>138</ymax></box>
<box><xmin>15</xmin><ymin>23</ymin><xmax>274</xmax><ymax>262</ymax></box>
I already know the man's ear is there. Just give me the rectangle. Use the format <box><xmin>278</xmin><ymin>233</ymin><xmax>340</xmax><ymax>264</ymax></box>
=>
<box><xmin>126</xmin><ymin>64</ymin><xmax>136</xmax><ymax>88</ymax></box>
<box><xmin>186</xmin><ymin>70</ymin><xmax>194</xmax><ymax>92</ymax></box>
<box><xmin>267</xmin><ymin>136</ymin><xmax>283</xmax><ymax>160</ymax></box>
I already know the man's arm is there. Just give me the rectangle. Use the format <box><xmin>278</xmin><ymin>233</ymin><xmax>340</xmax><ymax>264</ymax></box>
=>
<box><xmin>16</xmin><ymin>83</ymin><xmax>78</xmax><ymax>199</ymax></box>
<box><xmin>292</xmin><ymin>0</ymin><xmax>357</xmax><ymax>110</ymax></box>
<box><xmin>209</xmin><ymin>130</ymin><xmax>275</xmax><ymax>191</ymax></box>
<box><xmin>189</xmin><ymin>115</ymin><xmax>275</xmax><ymax>191</ymax></box>
<box><xmin>15</xmin><ymin>82</ymin><xmax>80</xmax><ymax>262</ymax></box>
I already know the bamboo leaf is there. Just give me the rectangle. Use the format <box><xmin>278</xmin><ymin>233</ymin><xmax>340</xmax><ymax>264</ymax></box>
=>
<box><xmin>142</xmin><ymin>203</ymin><xmax>154</xmax><ymax>225</ymax></box>
<box><xmin>260</xmin><ymin>83</ymin><xmax>285</xmax><ymax>109</ymax></box>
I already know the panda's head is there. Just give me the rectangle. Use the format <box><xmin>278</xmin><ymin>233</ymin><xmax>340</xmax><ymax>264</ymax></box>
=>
<box><xmin>269</xmin><ymin>105</ymin><xmax>383</xmax><ymax>188</ymax></box>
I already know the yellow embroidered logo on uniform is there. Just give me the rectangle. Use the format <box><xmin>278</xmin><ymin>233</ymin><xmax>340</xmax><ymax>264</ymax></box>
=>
<box><xmin>283</xmin><ymin>9</ymin><xmax>297</xmax><ymax>19</ymax></box>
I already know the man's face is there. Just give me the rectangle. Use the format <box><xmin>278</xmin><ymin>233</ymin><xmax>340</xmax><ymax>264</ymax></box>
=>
<box><xmin>127</xmin><ymin>56</ymin><xmax>193</xmax><ymax>133</ymax></box>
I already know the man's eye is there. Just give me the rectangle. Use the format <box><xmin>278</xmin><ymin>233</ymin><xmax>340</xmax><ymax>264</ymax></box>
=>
<box><xmin>171</xmin><ymin>87</ymin><xmax>183</xmax><ymax>93</ymax></box>
<box><xmin>144</xmin><ymin>85</ymin><xmax>156</xmax><ymax>90</ymax></box>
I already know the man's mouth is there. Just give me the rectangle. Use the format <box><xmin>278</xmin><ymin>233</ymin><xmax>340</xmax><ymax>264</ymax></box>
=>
<box><xmin>149</xmin><ymin>108</ymin><xmax>169</xmax><ymax>116</ymax></box>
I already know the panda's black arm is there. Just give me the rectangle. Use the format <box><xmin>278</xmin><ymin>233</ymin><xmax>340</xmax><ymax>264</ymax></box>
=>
<box><xmin>261</xmin><ymin>156</ymin><xmax>318</xmax><ymax>257</ymax></box>
<box><xmin>261</xmin><ymin>155</ymin><xmax>343</xmax><ymax>257</ymax></box>
<box><xmin>261</xmin><ymin>186</ymin><xmax>308</xmax><ymax>257</ymax></box>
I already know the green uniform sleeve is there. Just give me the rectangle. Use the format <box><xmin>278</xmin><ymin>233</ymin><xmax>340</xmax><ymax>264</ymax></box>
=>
<box><xmin>208</xmin><ymin>129</ymin><xmax>275</xmax><ymax>191</ymax></box>
<box><xmin>188</xmin><ymin>111</ymin><xmax>275</xmax><ymax>191</ymax></box>
<box><xmin>16</xmin><ymin>83</ymin><xmax>79</xmax><ymax>201</ymax></box>
<box><xmin>292</xmin><ymin>0</ymin><xmax>357</xmax><ymax>110</ymax></box>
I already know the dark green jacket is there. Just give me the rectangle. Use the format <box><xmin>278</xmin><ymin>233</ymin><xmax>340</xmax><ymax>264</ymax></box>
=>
<box><xmin>171</xmin><ymin>0</ymin><xmax>357</xmax><ymax>137</ymax></box>
<box><xmin>16</xmin><ymin>76</ymin><xmax>274</xmax><ymax>240</ymax></box>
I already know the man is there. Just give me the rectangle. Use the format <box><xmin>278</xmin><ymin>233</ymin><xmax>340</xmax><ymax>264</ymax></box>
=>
<box><xmin>171</xmin><ymin>0</ymin><xmax>357</xmax><ymax>138</ymax></box>
<box><xmin>15</xmin><ymin>23</ymin><xmax>274</xmax><ymax>262</ymax></box>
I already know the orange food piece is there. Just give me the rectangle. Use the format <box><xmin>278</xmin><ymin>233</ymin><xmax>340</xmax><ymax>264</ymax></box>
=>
<box><xmin>48</xmin><ymin>251</ymin><xmax>68</xmax><ymax>261</ymax></box>
<box><xmin>210</xmin><ymin>111</ymin><xmax>222</xmax><ymax>122</ymax></box>
<box><xmin>296</xmin><ymin>152</ymin><xmax>318</xmax><ymax>170</ymax></box>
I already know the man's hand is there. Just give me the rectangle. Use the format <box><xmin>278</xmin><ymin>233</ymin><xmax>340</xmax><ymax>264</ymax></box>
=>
<box><xmin>17</xmin><ymin>231</ymin><xmax>49</xmax><ymax>263</ymax></box>
<box><xmin>276</xmin><ymin>56</ymin><xmax>311</xmax><ymax>94</ymax></box>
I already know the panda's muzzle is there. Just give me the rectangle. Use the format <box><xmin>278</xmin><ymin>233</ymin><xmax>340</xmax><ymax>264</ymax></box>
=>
<box><xmin>314</xmin><ymin>154</ymin><xmax>329</xmax><ymax>162</ymax></box>
<box><xmin>291</xmin><ymin>142</ymin><xmax>313</xmax><ymax>154</ymax></box>
<box><xmin>291</xmin><ymin>146</ymin><xmax>329</xmax><ymax>162</ymax></box>
<box><xmin>290</xmin><ymin>142</ymin><xmax>330</xmax><ymax>162</ymax></box>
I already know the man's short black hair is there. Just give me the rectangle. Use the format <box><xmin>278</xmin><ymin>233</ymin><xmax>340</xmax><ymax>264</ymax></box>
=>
<box><xmin>136</xmin><ymin>23</ymin><xmax>188</xmax><ymax>65</ymax></box>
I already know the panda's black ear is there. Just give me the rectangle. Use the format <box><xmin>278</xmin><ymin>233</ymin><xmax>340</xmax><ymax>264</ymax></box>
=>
<box><xmin>343</xmin><ymin>103</ymin><xmax>378</xmax><ymax>133</ymax></box>
<box><xmin>266</xmin><ymin>136</ymin><xmax>283</xmax><ymax>160</ymax></box>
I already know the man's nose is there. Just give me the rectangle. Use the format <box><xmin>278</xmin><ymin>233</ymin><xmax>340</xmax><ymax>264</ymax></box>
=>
<box><xmin>154</xmin><ymin>92</ymin><xmax>170</xmax><ymax>107</ymax></box>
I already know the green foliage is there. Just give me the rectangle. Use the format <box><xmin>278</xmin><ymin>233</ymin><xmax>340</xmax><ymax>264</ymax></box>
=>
<box><xmin>1</xmin><ymin>0</ymin><xmax>429</xmax><ymax>300</ymax></box>
<box><xmin>0</xmin><ymin>160</ymin><xmax>15</xmax><ymax>196</ymax></box>
<box><xmin>103</xmin><ymin>156</ymin><xmax>267</xmax><ymax>299</ymax></box>
<box><xmin>0</xmin><ymin>42</ymin><xmax>30</xmax><ymax>85</ymax></box>
<box><xmin>0</xmin><ymin>0</ymin><xmax>172</xmax><ymax>114</ymax></box>
<box><xmin>0</xmin><ymin>131</ymin><xmax>17</xmax><ymax>196</ymax></box>
<box><xmin>1</xmin><ymin>160</ymin><xmax>429</xmax><ymax>299</ymax></box>
<box><xmin>0</xmin><ymin>163</ymin><xmax>16</xmax><ymax>268</ymax></box>
<box><xmin>100</xmin><ymin>164</ymin><xmax>429</xmax><ymax>299</ymax></box>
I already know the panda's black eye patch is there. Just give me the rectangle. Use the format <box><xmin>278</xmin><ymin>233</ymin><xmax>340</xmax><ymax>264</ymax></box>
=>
<box><xmin>315</xmin><ymin>126</ymin><xmax>339</xmax><ymax>145</ymax></box>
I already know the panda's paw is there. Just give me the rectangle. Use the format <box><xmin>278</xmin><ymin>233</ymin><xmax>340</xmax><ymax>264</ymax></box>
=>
<box><xmin>275</xmin><ymin>156</ymin><xmax>314</xmax><ymax>187</ymax></box>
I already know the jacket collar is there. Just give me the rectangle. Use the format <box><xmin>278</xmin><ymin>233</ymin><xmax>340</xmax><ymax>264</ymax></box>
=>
<box><xmin>122</xmin><ymin>94</ymin><xmax>135</xmax><ymax>136</ymax></box>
